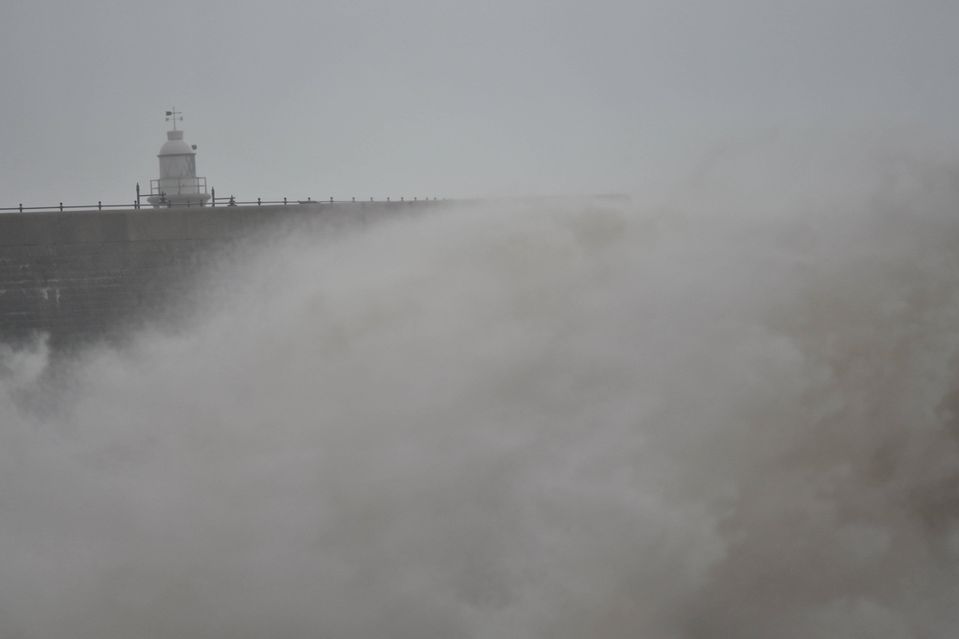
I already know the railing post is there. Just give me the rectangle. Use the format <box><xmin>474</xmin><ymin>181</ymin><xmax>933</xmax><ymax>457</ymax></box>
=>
<box><xmin>211</xmin><ymin>187</ymin><xmax>216</xmax><ymax>207</ymax></box>
<box><xmin>136</xmin><ymin>182</ymin><xmax>141</xmax><ymax>210</ymax></box>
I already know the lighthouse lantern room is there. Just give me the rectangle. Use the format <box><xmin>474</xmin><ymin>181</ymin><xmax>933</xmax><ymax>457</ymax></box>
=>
<box><xmin>147</xmin><ymin>108</ymin><xmax>210</xmax><ymax>207</ymax></box>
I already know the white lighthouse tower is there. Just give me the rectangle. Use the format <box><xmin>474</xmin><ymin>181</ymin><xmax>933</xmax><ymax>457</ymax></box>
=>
<box><xmin>147</xmin><ymin>108</ymin><xmax>210</xmax><ymax>207</ymax></box>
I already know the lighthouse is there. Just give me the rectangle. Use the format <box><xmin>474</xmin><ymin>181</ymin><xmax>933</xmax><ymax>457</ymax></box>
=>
<box><xmin>147</xmin><ymin>108</ymin><xmax>210</xmax><ymax>207</ymax></box>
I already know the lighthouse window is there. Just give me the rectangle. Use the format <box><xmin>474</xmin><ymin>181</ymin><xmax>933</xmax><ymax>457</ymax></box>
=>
<box><xmin>159</xmin><ymin>155</ymin><xmax>196</xmax><ymax>179</ymax></box>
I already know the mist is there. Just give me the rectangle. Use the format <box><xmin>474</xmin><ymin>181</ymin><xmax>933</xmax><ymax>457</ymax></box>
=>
<box><xmin>2</xmin><ymin>140</ymin><xmax>959</xmax><ymax>638</ymax></box>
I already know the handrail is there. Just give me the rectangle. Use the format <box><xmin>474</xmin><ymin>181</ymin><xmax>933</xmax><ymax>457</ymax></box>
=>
<box><xmin>0</xmin><ymin>202</ymin><xmax>141</xmax><ymax>213</ymax></box>
<box><xmin>0</xmin><ymin>196</ymin><xmax>441</xmax><ymax>214</ymax></box>
<box><xmin>150</xmin><ymin>176</ymin><xmax>207</xmax><ymax>196</ymax></box>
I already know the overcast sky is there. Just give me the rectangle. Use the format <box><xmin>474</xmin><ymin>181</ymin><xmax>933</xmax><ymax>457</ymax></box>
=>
<box><xmin>1</xmin><ymin>0</ymin><xmax>957</xmax><ymax>206</ymax></box>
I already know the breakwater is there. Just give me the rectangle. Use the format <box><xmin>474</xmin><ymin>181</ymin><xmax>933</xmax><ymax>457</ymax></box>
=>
<box><xmin>0</xmin><ymin>202</ymin><xmax>437</xmax><ymax>349</ymax></box>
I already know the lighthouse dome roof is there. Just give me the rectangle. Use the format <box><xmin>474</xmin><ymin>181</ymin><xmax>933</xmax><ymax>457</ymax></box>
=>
<box><xmin>158</xmin><ymin>129</ymin><xmax>194</xmax><ymax>156</ymax></box>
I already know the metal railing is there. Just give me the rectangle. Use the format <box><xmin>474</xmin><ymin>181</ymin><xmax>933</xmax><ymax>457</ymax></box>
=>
<box><xmin>150</xmin><ymin>176</ymin><xmax>208</xmax><ymax>197</ymax></box>
<box><xmin>0</xmin><ymin>194</ymin><xmax>441</xmax><ymax>214</ymax></box>
<box><xmin>0</xmin><ymin>201</ymin><xmax>142</xmax><ymax>213</ymax></box>
<box><xmin>209</xmin><ymin>190</ymin><xmax>438</xmax><ymax>208</ymax></box>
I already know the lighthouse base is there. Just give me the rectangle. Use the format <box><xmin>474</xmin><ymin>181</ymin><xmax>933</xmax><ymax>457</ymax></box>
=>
<box><xmin>149</xmin><ymin>176</ymin><xmax>210</xmax><ymax>208</ymax></box>
<box><xmin>147</xmin><ymin>193</ymin><xmax>211</xmax><ymax>208</ymax></box>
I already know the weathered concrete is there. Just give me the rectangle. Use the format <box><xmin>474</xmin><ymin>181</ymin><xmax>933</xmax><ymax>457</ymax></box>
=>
<box><xmin>0</xmin><ymin>201</ymin><xmax>439</xmax><ymax>350</ymax></box>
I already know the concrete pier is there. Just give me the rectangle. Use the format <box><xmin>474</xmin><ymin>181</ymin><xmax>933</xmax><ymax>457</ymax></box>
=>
<box><xmin>0</xmin><ymin>202</ymin><xmax>437</xmax><ymax>349</ymax></box>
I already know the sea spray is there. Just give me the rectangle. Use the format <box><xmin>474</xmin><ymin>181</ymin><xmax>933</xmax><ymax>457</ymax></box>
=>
<box><xmin>2</xmin><ymin>167</ymin><xmax>959</xmax><ymax>637</ymax></box>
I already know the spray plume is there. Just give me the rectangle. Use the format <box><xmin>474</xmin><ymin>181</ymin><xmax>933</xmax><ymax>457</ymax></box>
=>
<box><xmin>2</xmin><ymin>144</ymin><xmax>959</xmax><ymax>638</ymax></box>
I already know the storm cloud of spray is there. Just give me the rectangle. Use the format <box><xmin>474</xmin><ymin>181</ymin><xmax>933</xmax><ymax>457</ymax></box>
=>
<box><xmin>2</xmin><ymin>145</ymin><xmax>959</xmax><ymax>638</ymax></box>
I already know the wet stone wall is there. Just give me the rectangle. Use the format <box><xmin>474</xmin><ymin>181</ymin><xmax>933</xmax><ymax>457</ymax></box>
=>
<box><xmin>0</xmin><ymin>203</ymin><xmax>431</xmax><ymax>351</ymax></box>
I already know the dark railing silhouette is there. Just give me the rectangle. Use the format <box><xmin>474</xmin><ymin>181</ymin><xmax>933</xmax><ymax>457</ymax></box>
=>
<box><xmin>0</xmin><ymin>201</ymin><xmax>142</xmax><ymax>213</ymax></box>
<box><xmin>0</xmin><ymin>193</ymin><xmax>440</xmax><ymax>214</ymax></box>
<box><xmin>150</xmin><ymin>176</ymin><xmax>208</xmax><ymax>199</ymax></box>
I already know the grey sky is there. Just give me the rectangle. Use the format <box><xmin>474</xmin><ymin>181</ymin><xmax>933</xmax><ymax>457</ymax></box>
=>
<box><xmin>1</xmin><ymin>0</ymin><xmax>957</xmax><ymax>206</ymax></box>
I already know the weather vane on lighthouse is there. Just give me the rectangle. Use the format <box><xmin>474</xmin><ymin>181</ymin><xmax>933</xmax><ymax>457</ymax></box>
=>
<box><xmin>165</xmin><ymin>107</ymin><xmax>183</xmax><ymax>131</ymax></box>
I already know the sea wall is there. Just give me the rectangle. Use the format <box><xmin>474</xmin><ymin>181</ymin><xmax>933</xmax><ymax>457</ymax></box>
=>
<box><xmin>0</xmin><ymin>202</ymin><xmax>437</xmax><ymax>350</ymax></box>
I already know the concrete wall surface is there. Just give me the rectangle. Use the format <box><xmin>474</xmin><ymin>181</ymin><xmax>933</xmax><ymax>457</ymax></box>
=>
<box><xmin>0</xmin><ymin>201</ymin><xmax>438</xmax><ymax>350</ymax></box>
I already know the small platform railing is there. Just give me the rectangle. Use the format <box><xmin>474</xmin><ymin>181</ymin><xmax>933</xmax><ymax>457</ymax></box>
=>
<box><xmin>150</xmin><ymin>176</ymin><xmax>208</xmax><ymax>198</ymax></box>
